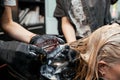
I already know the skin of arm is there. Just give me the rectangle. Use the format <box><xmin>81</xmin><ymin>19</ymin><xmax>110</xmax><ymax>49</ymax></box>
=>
<box><xmin>62</xmin><ymin>16</ymin><xmax>76</xmax><ymax>43</ymax></box>
<box><xmin>1</xmin><ymin>6</ymin><xmax>36</xmax><ymax>43</ymax></box>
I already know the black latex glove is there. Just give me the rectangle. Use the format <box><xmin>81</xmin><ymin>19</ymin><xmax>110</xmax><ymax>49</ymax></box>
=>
<box><xmin>30</xmin><ymin>35</ymin><xmax>65</xmax><ymax>53</ymax></box>
<box><xmin>40</xmin><ymin>45</ymin><xmax>79</xmax><ymax>80</ymax></box>
<box><xmin>0</xmin><ymin>40</ymin><xmax>46</xmax><ymax>80</ymax></box>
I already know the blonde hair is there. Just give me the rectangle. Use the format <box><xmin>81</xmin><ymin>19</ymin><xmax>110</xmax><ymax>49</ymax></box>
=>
<box><xmin>70</xmin><ymin>23</ymin><xmax>120</xmax><ymax>80</ymax></box>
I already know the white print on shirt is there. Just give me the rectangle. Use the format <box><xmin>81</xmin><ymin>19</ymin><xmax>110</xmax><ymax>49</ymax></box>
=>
<box><xmin>4</xmin><ymin>0</ymin><xmax>16</xmax><ymax>6</ymax></box>
<box><xmin>69</xmin><ymin>0</ymin><xmax>91</xmax><ymax>37</ymax></box>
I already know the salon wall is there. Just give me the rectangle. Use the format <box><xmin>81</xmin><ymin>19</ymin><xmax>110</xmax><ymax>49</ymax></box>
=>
<box><xmin>110</xmin><ymin>0</ymin><xmax>120</xmax><ymax>19</ymax></box>
<box><xmin>45</xmin><ymin>0</ymin><xmax>58</xmax><ymax>35</ymax></box>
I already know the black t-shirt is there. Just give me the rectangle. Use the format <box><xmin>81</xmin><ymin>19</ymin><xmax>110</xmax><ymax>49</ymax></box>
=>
<box><xmin>54</xmin><ymin>0</ymin><xmax>117</xmax><ymax>37</ymax></box>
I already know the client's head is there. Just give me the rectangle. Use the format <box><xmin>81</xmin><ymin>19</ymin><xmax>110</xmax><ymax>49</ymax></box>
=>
<box><xmin>71</xmin><ymin>23</ymin><xmax>120</xmax><ymax>80</ymax></box>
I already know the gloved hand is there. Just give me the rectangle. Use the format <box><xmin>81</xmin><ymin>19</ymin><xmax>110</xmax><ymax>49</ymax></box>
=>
<box><xmin>40</xmin><ymin>45</ymin><xmax>79</xmax><ymax>80</ymax></box>
<box><xmin>0</xmin><ymin>40</ymin><xmax>46</xmax><ymax>80</ymax></box>
<box><xmin>30</xmin><ymin>35</ymin><xmax>65</xmax><ymax>53</ymax></box>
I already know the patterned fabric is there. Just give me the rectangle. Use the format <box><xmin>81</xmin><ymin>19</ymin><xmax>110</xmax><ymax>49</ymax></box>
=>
<box><xmin>4</xmin><ymin>0</ymin><xmax>16</xmax><ymax>6</ymax></box>
<box><xmin>68</xmin><ymin>0</ymin><xmax>91</xmax><ymax>37</ymax></box>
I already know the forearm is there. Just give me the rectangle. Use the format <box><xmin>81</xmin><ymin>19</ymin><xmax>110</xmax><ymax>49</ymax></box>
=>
<box><xmin>1</xmin><ymin>6</ymin><xmax>36</xmax><ymax>43</ymax></box>
<box><xmin>1</xmin><ymin>21</ymin><xmax>36</xmax><ymax>43</ymax></box>
<box><xmin>62</xmin><ymin>17</ymin><xmax>76</xmax><ymax>43</ymax></box>
<box><xmin>62</xmin><ymin>25</ymin><xmax>76</xmax><ymax>43</ymax></box>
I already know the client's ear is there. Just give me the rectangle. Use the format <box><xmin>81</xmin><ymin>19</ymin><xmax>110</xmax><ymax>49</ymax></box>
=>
<box><xmin>98</xmin><ymin>61</ymin><xmax>109</xmax><ymax>77</ymax></box>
